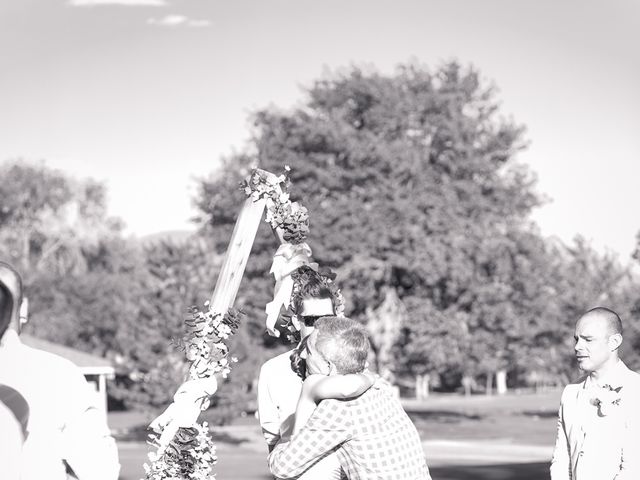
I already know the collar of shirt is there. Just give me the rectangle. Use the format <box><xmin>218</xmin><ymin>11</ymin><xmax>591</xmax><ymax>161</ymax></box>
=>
<box><xmin>0</xmin><ymin>328</ymin><xmax>20</xmax><ymax>347</ymax></box>
<box><xmin>584</xmin><ymin>360</ymin><xmax>626</xmax><ymax>391</ymax></box>
<box><xmin>0</xmin><ymin>329</ymin><xmax>21</xmax><ymax>351</ymax></box>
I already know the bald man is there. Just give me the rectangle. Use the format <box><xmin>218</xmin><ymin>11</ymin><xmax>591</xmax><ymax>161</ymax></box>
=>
<box><xmin>550</xmin><ymin>307</ymin><xmax>640</xmax><ymax>480</ymax></box>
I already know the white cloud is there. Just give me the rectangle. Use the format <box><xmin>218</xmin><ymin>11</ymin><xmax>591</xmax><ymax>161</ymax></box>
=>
<box><xmin>147</xmin><ymin>14</ymin><xmax>211</xmax><ymax>28</ymax></box>
<box><xmin>186</xmin><ymin>19</ymin><xmax>212</xmax><ymax>28</ymax></box>
<box><xmin>69</xmin><ymin>0</ymin><xmax>167</xmax><ymax>6</ymax></box>
<box><xmin>147</xmin><ymin>14</ymin><xmax>187</xmax><ymax>26</ymax></box>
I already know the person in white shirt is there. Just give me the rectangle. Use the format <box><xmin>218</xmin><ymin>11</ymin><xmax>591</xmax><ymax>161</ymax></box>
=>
<box><xmin>0</xmin><ymin>398</ymin><xmax>24</xmax><ymax>480</ymax></box>
<box><xmin>550</xmin><ymin>307</ymin><xmax>640</xmax><ymax>480</ymax></box>
<box><xmin>0</xmin><ymin>261</ymin><xmax>120</xmax><ymax>480</ymax></box>
<box><xmin>0</xmin><ymin>279</ymin><xmax>27</xmax><ymax>480</ymax></box>
<box><xmin>257</xmin><ymin>266</ymin><xmax>343</xmax><ymax>479</ymax></box>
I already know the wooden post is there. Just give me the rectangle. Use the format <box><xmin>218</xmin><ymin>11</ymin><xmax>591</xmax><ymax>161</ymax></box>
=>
<box><xmin>209</xmin><ymin>169</ymin><xmax>280</xmax><ymax>314</ymax></box>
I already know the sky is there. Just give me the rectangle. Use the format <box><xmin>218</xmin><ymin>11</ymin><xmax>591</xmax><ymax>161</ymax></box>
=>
<box><xmin>1</xmin><ymin>0</ymin><xmax>638</xmax><ymax>259</ymax></box>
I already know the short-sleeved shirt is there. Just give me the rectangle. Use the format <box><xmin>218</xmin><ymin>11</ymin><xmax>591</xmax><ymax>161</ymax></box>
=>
<box><xmin>269</xmin><ymin>381</ymin><xmax>432</xmax><ymax>480</ymax></box>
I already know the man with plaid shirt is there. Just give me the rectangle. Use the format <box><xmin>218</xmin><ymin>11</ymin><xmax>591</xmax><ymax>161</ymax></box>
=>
<box><xmin>269</xmin><ymin>316</ymin><xmax>431</xmax><ymax>480</ymax></box>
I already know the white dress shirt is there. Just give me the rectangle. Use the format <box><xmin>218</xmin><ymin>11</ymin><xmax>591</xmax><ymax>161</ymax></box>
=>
<box><xmin>551</xmin><ymin>360</ymin><xmax>640</xmax><ymax>480</ymax></box>
<box><xmin>257</xmin><ymin>349</ymin><xmax>342</xmax><ymax>480</ymax></box>
<box><xmin>258</xmin><ymin>349</ymin><xmax>302</xmax><ymax>446</ymax></box>
<box><xmin>0</xmin><ymin>330</ymin><xmax>120</xmax><ymax>480</ymax></box>
<box><xmin>0</xmin><ymin>399</ymin><xmax>23</xmax><ymax>480</ymax></box>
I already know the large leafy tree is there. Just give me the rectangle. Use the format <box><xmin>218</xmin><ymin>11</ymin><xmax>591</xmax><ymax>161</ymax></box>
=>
<box><xmin>0</xmin><ymin>161</ymin><xmax>135</xmax><ymax>360</ymax></box>
<box><xmin>194</xmin><ymin>62</ymin><xmax>553</xmax><ymax>388</ymax></box>
<box><xmin>0</xmin><ymin>160</ymin><xmax>123</xmax><ymax>282</ymax></box>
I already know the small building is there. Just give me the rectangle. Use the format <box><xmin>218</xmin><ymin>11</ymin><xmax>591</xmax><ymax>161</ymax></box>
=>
<box><xmin>21</xmin><ymin>334</ymin><xmax>115</xmax><ymax>414</ymax></box>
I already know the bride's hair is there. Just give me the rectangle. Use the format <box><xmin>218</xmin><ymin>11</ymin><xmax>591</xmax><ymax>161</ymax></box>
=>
<box><xmin>289</xmin><ymin>335</ymin><xmax>309</xmax><ymax>379</ymax></box>
<box><xmin>291</xmin><ymin>266</ymin><xmax>335</xmax><ymax>325</ymax></box>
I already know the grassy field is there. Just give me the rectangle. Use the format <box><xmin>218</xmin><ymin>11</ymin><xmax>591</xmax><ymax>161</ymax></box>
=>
<box><xmin>405</xmin><ymin>389</ymin><xmax>561</xmax><ymax>446</ymax></box>
<box><xmin>112</xmin><ymin>389</ymin><xmax>562</xmax><ymax>480</ymax></box>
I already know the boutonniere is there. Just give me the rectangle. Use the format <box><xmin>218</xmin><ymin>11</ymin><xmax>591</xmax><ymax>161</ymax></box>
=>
<box><xmin>591</xmin><ymin>384</ymin><xmax>623</xmax><ymax>416</ymax></box>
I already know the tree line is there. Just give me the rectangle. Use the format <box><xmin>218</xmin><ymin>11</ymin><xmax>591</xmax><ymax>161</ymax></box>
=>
<box><xmin>2</xmin><ymin>61</ymin><xmax>639</xmax><ymax>419</ymax></box>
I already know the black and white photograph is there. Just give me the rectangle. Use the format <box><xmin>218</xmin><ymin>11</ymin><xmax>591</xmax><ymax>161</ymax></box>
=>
<box><xmin>1</xmin><ymin>1</ymin><xmax>638</xmax><ymax>479</ymax></box>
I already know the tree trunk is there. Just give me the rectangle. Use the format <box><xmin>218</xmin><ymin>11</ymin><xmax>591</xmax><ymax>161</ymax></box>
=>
<box><xmin>22</xmin><ymin>228</ymin><xmax>31</xmax><ymax>274</ymax></box>
<box><xmin>485</xmin><ymin>373</ymin><xmax>493</xmax><ymax>396</ymax></box>
<box><xmin>422</xmin><ymin>374</ymin><xmax>429</xmax><ymax>399</ymax></box>
<box><xmin>462</xmin><ymin>375</ymin><xmax>473</xmax><ymax>397</ymax></box>
<box><xmin>415</xmin><ymin>374</ymin><xmax>429</xmax><ymax>400</ymax></box>
<box><xmin>496</xmin><ymin>370</ymin><xmax>507</xmax><ymax>395</ymax></box>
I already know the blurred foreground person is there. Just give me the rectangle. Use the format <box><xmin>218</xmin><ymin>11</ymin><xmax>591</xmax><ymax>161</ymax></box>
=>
<box><xmin>0</xmin><ymin>262</ymin><xmax>120</xmax><ymax>480</ymax></box>
<box><xmin>0</xmin><ymin>385</ymin><xmax>29</xmax><ymax>480</ymax></box>
<box><xmin>550</xmin><ymin>307</ymin><xmax>640</xmax><ymax>480</ymax></box>
<box><xmin>269</xmin><ymin>316</ymin><xmax>431</xmax><ymax>480</ymax></box>
<box><xmin>0</xmin><ymin>276</ymin><xmax>28</xmax><ymax>480</ymax></box>
<box><xmin>0</xmin><ymin>394</ymin><xmax>25</xmax><ymax>480</ymax></box>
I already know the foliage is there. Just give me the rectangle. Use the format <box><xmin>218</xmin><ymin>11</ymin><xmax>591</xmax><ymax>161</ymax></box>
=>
<box><xmin>144</xmin><ymin>424</ymin><xmax>217</xmax><ymax>480</ymax></box>
<box><xmin>109</xmin><ymin>238</ymin><xmax>217</xmax><ymax>410</ymax></box>
<box><xmin>3</xmin><ymin>57</ymin><xmax>640</xmax><ymax>420</ymax></box>
<box><xmin>144</xmin><ymin>305</ymin><xmax>242</xmax><ymax>480</ymax></box>
<box><xmin>194</xmin><ymin>61</ymin><xmax>549</xmax><ymax>385</ymax></box>
<box><xmin>0</xmin><ymin>160</ymin><xmax>122</xmax><ymax>282</ymax></box>
<box><xmin>193</xmin><ymin>61</ymin><xmax>640</xmax><ymax>389</ymax></box>
<box><xmin>241</xmin><ymin>167</ymin><xmax>310</xmax><ymax>244</ymax></box>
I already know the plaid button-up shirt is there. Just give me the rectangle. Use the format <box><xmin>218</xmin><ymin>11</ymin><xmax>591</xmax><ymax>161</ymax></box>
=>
<box><xmin>269</xmin><ymin>383</ymin><xmax>431</xmax><ymax>480</ymax></box>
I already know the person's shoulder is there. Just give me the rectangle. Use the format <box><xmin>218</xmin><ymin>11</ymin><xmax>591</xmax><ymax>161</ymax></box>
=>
<box><xmin>20</xmin><ymin>343</ymin><xmax>83</xmax><ymax>376</ymax></box>
<box><xmin>259</xmin><ymin>349</ymin><xmax>296</xmax><ymax>375</ymax></box>
<box><xmin>560</xmin><ymin>376</ymin><xmax>586</xmax><ymax>399</ymax></box>
<box><xmin>622</xmin><ymin>361</ymin><xmax>640</xmax><ymax>377</ymax></box>
<box><xmin>620</xmin><ymin>362</ymin><xmax>640</xmax><ymax>388</ymax></box>
<box><xmin>343</xmin><ymin>381</ymin><xmax>391</xmax><ymax>406</ymax></box>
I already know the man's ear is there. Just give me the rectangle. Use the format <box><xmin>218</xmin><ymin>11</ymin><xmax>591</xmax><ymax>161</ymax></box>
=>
<box><xmin>609</xmin><ymin>333</ymin><xmax>623</xmax><ymax>351</ymax></box>
<box><xmin>18</xmin><ymin>297</ymin><xmax>29</xmax><ymax>332</ymax></box>
<box><xmin>327</xmin><ymin>361</ymin><xmax>338</xmax><ymax>376</ymax></box>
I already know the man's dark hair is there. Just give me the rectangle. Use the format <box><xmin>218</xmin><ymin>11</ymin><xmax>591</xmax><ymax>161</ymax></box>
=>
<box><xmin>0</xmin><ymin>282</ymin><xmax>13</xmax><ymax>339</ymax></box>
<box><xmin>0</xmin><ymin>262</ymin><xmax>22</xmax><ymax>339</ymax></box>
<box><xmin>291</xmin><ymin>266</ymin><xmax>335</xmax><ymax>327</ymax></box>
<box><xmin>583</xmin><ymin>306</ymin><xmax>623</xmax><ymax>336</ymax></box>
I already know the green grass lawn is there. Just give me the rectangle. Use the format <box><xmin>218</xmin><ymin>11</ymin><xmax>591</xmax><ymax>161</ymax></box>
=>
<box><xmin>113</xmin><ymin>389</ymin><xmax>562</xmax><ymax>479</ymax></box>
<box><xmin>405</xmin><ymin>389</ymin><xmax>561</xmax><ymax>446</ymax></box>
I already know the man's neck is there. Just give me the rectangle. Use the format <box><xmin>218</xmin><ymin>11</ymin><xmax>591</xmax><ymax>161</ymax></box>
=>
<box><xmin>0</xmin><ymin>328</ymin><xmax>19</xmax><ymax>347</ymax></box>
<box><xmin>590</xmin><ymin>357</ymin><xmax>621</xmax><ymax>384</ymax></box>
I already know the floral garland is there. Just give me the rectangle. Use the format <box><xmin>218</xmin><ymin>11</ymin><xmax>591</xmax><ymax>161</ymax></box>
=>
<box><xmin>143</xmin><ymin>305</ymin><xmax>242</xmax><ymax>480</ymax></box>
<box><xmin>240</xmin><ymin>166</ymin><xmax>310</xmax><ymax>245</ymax></box>
<box><xmin>242</xmin><ymin>167</ymin><xmax>345</xmax><ymax>342</ymax></box>
<box><xmin>144</xmin><ymin>166</ymin><xmax>341</xmax><ymax>479</ymax></box>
